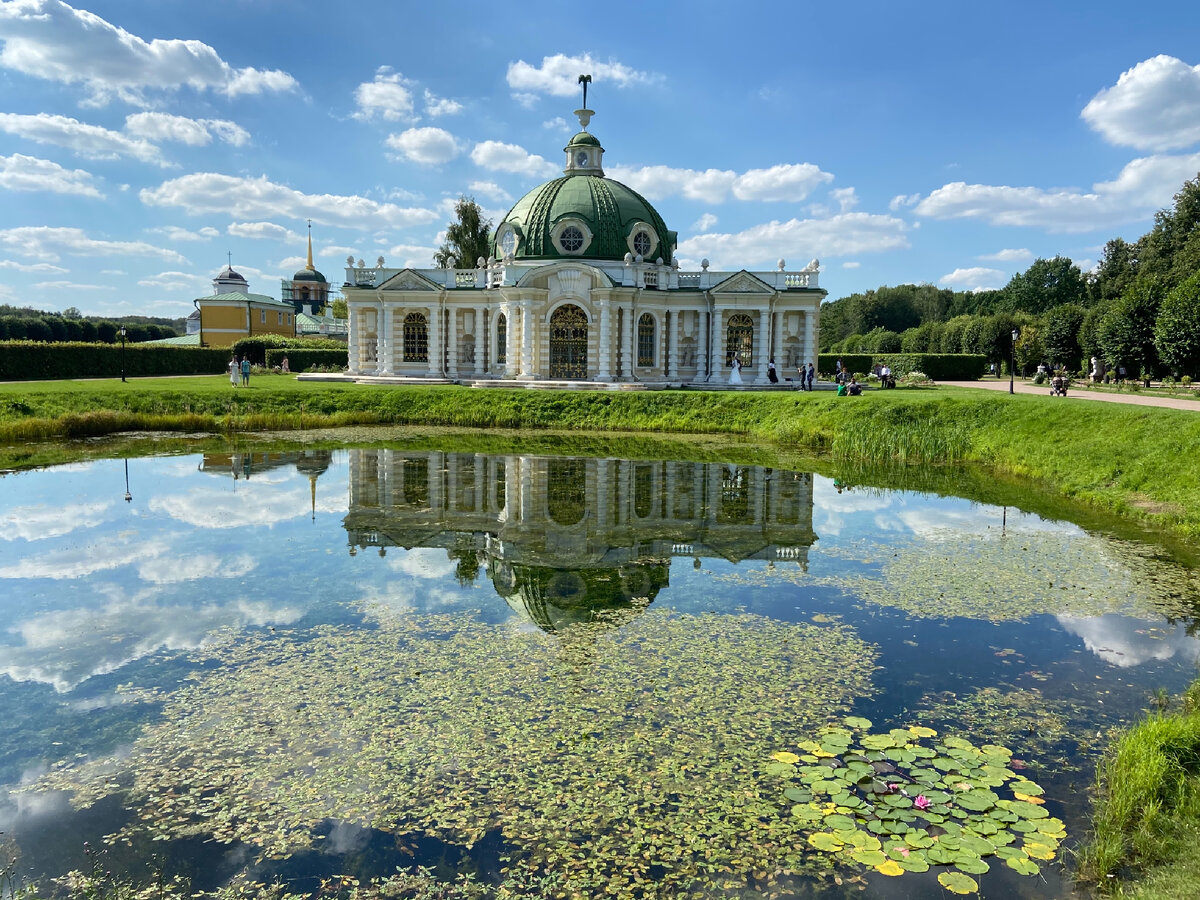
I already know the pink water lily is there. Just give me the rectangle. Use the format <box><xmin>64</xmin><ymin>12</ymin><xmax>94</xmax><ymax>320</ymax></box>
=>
<box><xmin>914</xmin><ymin>794</ymin><xmax>931</xmax><ymax>810</ymax></box>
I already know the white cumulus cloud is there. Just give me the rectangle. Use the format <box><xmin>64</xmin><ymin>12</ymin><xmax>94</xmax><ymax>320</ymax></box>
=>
<box><xmin>1082</xmin><ymin>55</ymin><xmax>1200</xmax><ymax>152</ymax></box>
<box><xmin>0</xmin><ymin>153</ymin><xmax>102</xmax><ymax>196</ymax></box>
<box><xmin>607</xmin><ymin>162</ymin><xmax>833</xmax><ymax>204</ymax></box>
<box><xmin>423</xmin><ymin>90</ymin><xmax>462</xmax><ymax>117</ymax></box>
<box><xmin>353</xmin><ymin>68</ymin><xmax>414</xmax><ymax>121</ymax></box>
<box><xmin>386</xmin><ymin>126</ymin><xmax>460</xmax><ymax>165</ymax></box>
<box><xmin>470</xmin><ymin>140</ymin><xmax>557</xmax><ymax>177</ymax></box>
<box><xmin>0</xmin><ymin>0</ymin><xmax>297</xmax><ymax>106</ymax></box>
<box><xmin>125</xmin><ymin>112</ymin><xmax>250</xmax><ymax>147</ymax></box>
<box><xmin>938</xmin><ymin>267</ymin><xmax>1006</xmax><ymax>291</ymax></box>
<box><xmin>978</xmin><ymin>248</ymin><xmax>1033</xmax><ymax>263</ymax></box>
<box><xmin>0</xmin><ymin>226</ymin><xmax>187</xmax><ymax>264</ymax></box>
<box><xmin>227</xmin><ymin>221</ymin><xmax>296</xmax><ymax>241</ymax></box>
<box><xmin>913</xmin><ymin>151</ymin><xmax>1200</xmax><ymax>232</ymax></box>
<box><xmin>0</xmin><ymin>113</ymin><xmax>166</xmax><ymax>165</ymax></box>
<box><xmin>506</xmin><ymin>53</ymin><xmax>658</xmax><ymax>98</ymax></box>
<box><xmin>140</xmin><ymin>173</ymin><xmax>439</xmax><ymax>231</ymax></box>
<box><xmin>676</xmin><ymin>212</ymin><xmax>909</xmax><ymax>270</ymax></box>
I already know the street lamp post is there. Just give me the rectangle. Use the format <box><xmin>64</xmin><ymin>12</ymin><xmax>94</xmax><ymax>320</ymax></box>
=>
<box><xmin>119</xmin><ymin>326</ymin><xmax>127</xmax><ymax>383</ymax></box>
<box><xmin>1009</xmin><ymin>328</ymin><xmax>1019</xmax><ymax>395</ymax></box>
<box><xmin>123</xmin><ymin>457</ymin><xmax>132</xmax><ymax>503</ymax></box>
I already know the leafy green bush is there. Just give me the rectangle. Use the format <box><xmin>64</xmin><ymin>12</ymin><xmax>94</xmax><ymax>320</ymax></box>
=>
<box><xmin>817</xmin><ymin>353</ymin><xmax>871</xmax><ymax>378</ymax></box>
<box><xmin>0</xmin><ymin>341</ymin><xmax>228</xmax><ymax>381</ymax></box>
<box><xmin>264</xmin><ymin>348</ymin><xmax>347</xmax><ymax>371</ymax></box>
<box><xmin>875</xmin><ymin>354</ymin><xmax>988</xmax><ymax>380</ymax></box>
<box><xmin>232</xmin><ymin>335</ymin><xmax>346</xmax><ymax>365</ymax></box>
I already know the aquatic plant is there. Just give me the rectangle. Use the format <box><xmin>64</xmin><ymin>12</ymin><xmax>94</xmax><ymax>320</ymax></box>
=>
<box><xmin>723</xmin><ymin>529</ymin><xmax>1199</xmax><ymax>623</ymax></box>
<box><xmin>772</xmin><ymin>717</ymin><xmax>1065</xmax><ymax>891</ymax></box>
<box><xmin>37</xmin><ymin>609</ymin><xmax>878</xmax><ymax>897</ymax></box>
<box><xmin>1077</xmin><ymin>690</ymin><xmax>1200</xmax><ymax>889</ymax></box>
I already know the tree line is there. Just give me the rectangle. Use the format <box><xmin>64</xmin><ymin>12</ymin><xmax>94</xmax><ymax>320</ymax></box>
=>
<box><xmin>820</xmin><ymin>173</ymin><xmax>1200</xmax><ymax>379</ymax></box>
<box><xmin>0</xmin><ymin>305</ymin><xmax>181</xmax><ymax>344</ymax></box>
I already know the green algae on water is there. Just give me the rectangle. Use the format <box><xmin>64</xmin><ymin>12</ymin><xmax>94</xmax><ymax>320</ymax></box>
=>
<box><xmin>37</xmin><ymin>609</ymin><xmax>878</xmax><ymax>898</ymax></box>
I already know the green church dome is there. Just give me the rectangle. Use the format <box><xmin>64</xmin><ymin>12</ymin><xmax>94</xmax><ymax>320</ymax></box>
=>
<box><xmin>491</xmin><ymin>124</ymin><xmax>676</xmax><ymax>264</ymax></box>
<box><xmin>493</xmin><ymin>174</ymin><xmax>675</xmax><ymax>263</ymax></box>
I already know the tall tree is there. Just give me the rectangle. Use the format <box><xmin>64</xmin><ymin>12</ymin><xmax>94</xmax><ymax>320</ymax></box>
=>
<box><xmin>434</xmin><ymin>196</ymin><xmax>492</xmax><ymax>269</ymax></box>
<box><xmin>1090</xmin><ymin>237</ymin><xmax>1140</xmax><ymax>305</ymax></box>
<box><xmin>1154</xmin><ymin>270</ymin><xmax>1200</xmax><ymax>377</ymax></box>
<box><xmin>1001</xmin><ymin>257</ymin><xmax>1089</xmax><ymax>315</ymax></box>
<box><xmin>1095</xmin><ymin>276</ymin><xmax>1165</xmax><ymax>377</ymax></box>
<box><xmin>1041</xmin><ymin>303</ymin><xmax>1086</xmax><ymax>371</ymax></box>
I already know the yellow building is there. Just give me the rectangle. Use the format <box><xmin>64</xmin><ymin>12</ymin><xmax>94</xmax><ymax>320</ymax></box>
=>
<box><xmin>194</xmin><ymin>264</ymin><xmax>296</xmax><ymax>348</ymax></box>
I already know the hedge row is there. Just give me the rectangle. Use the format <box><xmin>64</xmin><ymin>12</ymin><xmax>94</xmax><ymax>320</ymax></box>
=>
<box><xmin>0</xmin><ymin>341</ymin><xmax>229</xmax><ymax>381</ymax></box>
<box><xmin>875</xmin><ymin>353</ymin><xmax>988</xmax><ymax>381</ymax></box>
<box><xmin>816</xmin><ymin>354</ymin><xmax>873</xmax><ymax>376</ymax></box>
<box><xmin>816</xmin><ymin>352</ymin><xmax>986</xmax><ymax>380</ymax></box>
<box><xmin>232</xmin><ymin>335</ymin><xmax>347</xmax><ymax>366</ymax></box>
<box><xmin>0</xmin><ymin>316</ymin><xmax>176</xmax><ymax>344</ymax></box>
<box><xmin>264</xmin><ymin>348</ymin><xmax>348</xmax><ymax>371</ymax></box>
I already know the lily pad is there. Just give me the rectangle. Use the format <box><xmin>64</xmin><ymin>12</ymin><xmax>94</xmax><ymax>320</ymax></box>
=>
<box><xmin>938</xmin><ymin>871</ymin><xmax>979</xmax><ymax>894</ymax></box>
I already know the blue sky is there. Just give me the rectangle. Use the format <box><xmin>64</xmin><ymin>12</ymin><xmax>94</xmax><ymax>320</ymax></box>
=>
<box><xmin>1</xmin><ymin>0</ymin><xmax>1199</xmax><ymax>320</ymax></box>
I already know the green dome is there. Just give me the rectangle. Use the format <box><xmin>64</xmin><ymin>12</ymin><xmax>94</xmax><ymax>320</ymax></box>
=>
<box><xmin>493</xmin><ymin>173</ymin><xmax>676</xmax><ymax>263</ymax></box>
<box><xmin>292</xmin><ymin>267</ymin><xmax>326</xmax><ymax>283</ymax></box>
<box><xmin>565</xmin><ymin>131</ymin><xmax>602</xmax><ymax>148</ymax></box>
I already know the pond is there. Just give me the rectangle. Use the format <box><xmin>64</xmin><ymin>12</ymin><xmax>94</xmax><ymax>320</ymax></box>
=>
<box><xmin>1</xmin><ymin>443</ymin><xmax>1198</xmax><ymax>899</ymax></box>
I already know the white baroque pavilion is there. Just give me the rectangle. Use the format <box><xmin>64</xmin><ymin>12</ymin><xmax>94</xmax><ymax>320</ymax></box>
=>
<box><xmin>342</xmin><ymin>106</ymin><xmax>825</xmax><ymax>387</ymax></box>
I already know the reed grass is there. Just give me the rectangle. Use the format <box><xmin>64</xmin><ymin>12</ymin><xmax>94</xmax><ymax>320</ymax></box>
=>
<box><xmin>1077</xmin><ymin>681</ymin><xmax>1200</xmax><ymax>896</ymax></box>
<box><xmin>3</xmin><ymin>378</ymin><xmax>1200</xmax><ymax>538</ymax></box>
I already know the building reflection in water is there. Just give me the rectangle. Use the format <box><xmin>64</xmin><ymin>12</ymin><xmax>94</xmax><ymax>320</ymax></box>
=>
<box><xmin>344</xmin><ymin>450</ymin><xmax>816</xmax><ymax>633</ymax></box>
<box><xmin>200</xmin><ymin>450</ymin><xmax>334</xmax><ymax>518</ymax></box>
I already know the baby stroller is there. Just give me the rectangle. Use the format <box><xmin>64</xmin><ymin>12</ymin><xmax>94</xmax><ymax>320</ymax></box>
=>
<box><xmin>1050</xmin><ymin>374</ymin><xmax>1068</xmax><ymax>396</ymax></box>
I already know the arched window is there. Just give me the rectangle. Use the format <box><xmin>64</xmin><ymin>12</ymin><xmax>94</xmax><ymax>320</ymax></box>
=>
<box><xmin>547</xmin><ymin>458</ymin><xmax>586</xmax><ymax>526</ymax></box>
<box><xmin>637</xmin><ymin>313</ymin><xmax>656</xmax><ymax>367</ymax></box>
<box><xmin>496</xmin><ymin>313</ymin><xmax>507</xmax><ymax>364</ymax></box>
<box><xmin>403</xmin><ymin>312</ymin><xmax>428</xmax><ymax>362</ymax></box>
<box><xmin>726</xmin><ymin>313</ymin><xmax>754</xmax><ymax>369</ymax></box>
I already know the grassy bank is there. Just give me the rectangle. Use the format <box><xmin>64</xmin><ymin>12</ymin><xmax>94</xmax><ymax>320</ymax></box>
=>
<box><xmin>2</xmin><ymin>375</ymin><xmax>1200</xmax><ymax>538</ymax></box>
<box><xmin>1077</xmin><ymin>679</ymin><xmax>1200</xmax><ymax>899</ymax></box>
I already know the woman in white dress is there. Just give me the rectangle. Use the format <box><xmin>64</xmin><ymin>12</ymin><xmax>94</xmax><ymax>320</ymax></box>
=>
<box><xmin>728</xmin><ymin>355</ymin><xmax>743</xmax><ymax>385</ymax></box>
<box><xmin>229</xmin><ymin>356</ymin><xmax>240</xmax><ymax>387</ymax></box>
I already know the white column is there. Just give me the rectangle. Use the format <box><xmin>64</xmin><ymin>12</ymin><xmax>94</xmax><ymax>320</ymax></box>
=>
<box><xmin>503</xmin><ymin>304</ymin><xmax>516</xmax><ymax>377</ymax></box>
<box><xmin>710</xmin><ymin>309</ymin><xmax>725</xmax><ymax>383</ymax></box>
<box><xmin>519</xmin><ymin>456</ymin><xmax>532</xmax><ymax>521</ymax></box>
<box><xmin>377</xmin><ymin>304</ymin><xmax>389</xmax><ymax>375</ymax></box>
<box><xmin>595</xmin><ymin>458</ymin><xmax>610</xmax><ymax>528</ymax></box>
<box><xmin>596</xmin><ymin>303</ymin><xmax>612</xmax><ymax>381</ymax></box>
<box><xmin>348</xmin><ymin>303</ymin><xmax>361</xmax><ymax>373</ymax></box>
<box><xmin>475</xmin><ymin>305</ymin><xmax>487</xmax><ymax>376</ymax></box>
<box><xmin>446</xmin><ymin>307</ymin><xmax>459</xmax><ymax>379</ymax></box>
<box><xmin>701</xmin><ymin>309</ymin><xmax>710</xmax><ymax>382</ymax></box>
<box><xmin>667</xmin><ymin>310</ymin><xmax>678</xmax><ymax>380</ymax></box>
<box><xmin>621</xmin><ymin>306</ymin><xmax>634</xmax><ymax>380</ymax></box>
<box><xmin>427</xmin><ymin>305</ymin><xmax>441</xmax><ymax>377</ymax></box>
<box><xmin>473</xmin><ymin>453</ymin><xmax>485</xmax><ymax>513</ymax></box>
<box><xmin>803</xmin><ymin>308</ymin><xmax>816</xmax><ymax>370</ymax></box>
<box><xmin>772</xmin><ymin>310</ymin><xmax>784</xmax><ymax>377</ymax></box>
<box><xmin>519</xmin><ymin>299</ymin><xmax>534</xmax><ymax>378</ymax></box>
<box><xmin>755</xmin><ymin>307</ymin><xmax>771</xmax><ymax>383</ymax></box>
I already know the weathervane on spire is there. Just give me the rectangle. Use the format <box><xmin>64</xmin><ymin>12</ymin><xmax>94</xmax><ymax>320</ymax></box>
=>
<box><xmin>575</xmin><ymin>73</ymin><xmax>594</xmax><ymax>129</ymax></box>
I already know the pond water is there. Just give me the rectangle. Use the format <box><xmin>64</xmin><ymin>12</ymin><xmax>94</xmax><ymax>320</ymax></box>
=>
<box><xmin>1</xmin><ymin>444</ymin><xmax>1198</xmax><ymax>899</ymax></box>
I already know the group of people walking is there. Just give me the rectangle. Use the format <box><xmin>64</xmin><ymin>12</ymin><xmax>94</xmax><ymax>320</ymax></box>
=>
<box><xmin>727</xmin><ymin>355</ymin><xmax>816</xmax><ymax>390</ymax></box>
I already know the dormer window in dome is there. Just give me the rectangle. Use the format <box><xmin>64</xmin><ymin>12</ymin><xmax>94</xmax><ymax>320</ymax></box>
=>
<box><xmin>497</xmin><ymin>224</ymin><xmax>518</xmax><ymax>259</ymax></box>
<box><xmin>552</xmin><ymin>218</ymin><xmax>593</xmax><ymax>256</ymax></box>
<box><xmin>627</xmin><ymin>223</ymin><xmax>659</xmax><ymax>261</ymax></box>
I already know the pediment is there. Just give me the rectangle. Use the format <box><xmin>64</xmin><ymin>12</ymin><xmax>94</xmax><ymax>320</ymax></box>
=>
<box><xmin>711</xmin><ymin>270</ymin><xmax>774</xmax><ymax>294</ymax></box>
<box><xmin>378</xmin><ymin>268</ymin><xmax>441</xmax><ymax>291</ymax></box>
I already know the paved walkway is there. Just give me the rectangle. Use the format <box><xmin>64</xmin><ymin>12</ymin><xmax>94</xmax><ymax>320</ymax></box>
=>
<box><xmin>940</xmin><ymin>378</ymin><xmax>1200</xmax><ymax>411</ymax></box>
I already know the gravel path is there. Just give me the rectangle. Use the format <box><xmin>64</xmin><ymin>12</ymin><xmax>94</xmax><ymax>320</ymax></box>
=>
<box><xmin>939</xmin><ymin>378</ymin><xmax>1200</xmax><ymax>411</ymax></box>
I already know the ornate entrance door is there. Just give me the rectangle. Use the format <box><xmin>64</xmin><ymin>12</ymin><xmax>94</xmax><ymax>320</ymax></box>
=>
<box><xmin>725</xmin><ymin>313</ymin><xmax>754</xmax><ymax>368</ymax></box>
<box><xmin>549</xmin><ymin>304</ymin><xmax>588</xmax><ymax>379</ymax></box>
